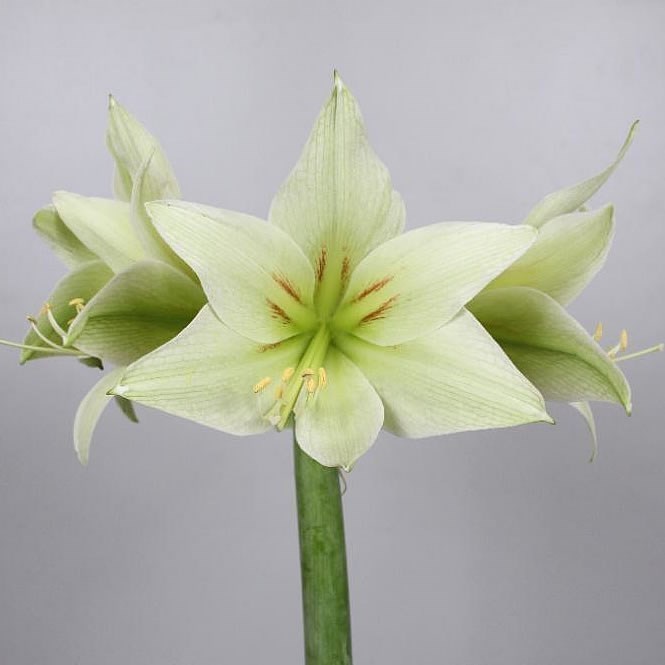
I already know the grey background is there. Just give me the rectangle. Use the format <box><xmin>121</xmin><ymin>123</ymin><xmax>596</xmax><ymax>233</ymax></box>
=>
<box><xmin>1</xmin><ymin>1</ymin><xmax>663</xmax><ymax>663</ymax></box>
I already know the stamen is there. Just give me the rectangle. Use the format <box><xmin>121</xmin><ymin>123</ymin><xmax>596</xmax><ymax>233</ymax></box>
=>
<box><xmin>68</xmin><ymin>297</ymin><xmax>86</xmax><ymax>314</ymax></box>
<box><xmin>306</xmin><ymin>376</ymin><xmax>317</xmax><ymax>395</ymax></box>
<box><xmin>252</xmin><ymin>376</ymin><xmax>272</xmax><ymax>393</ymax></box>
<box><xmin>275</xmin><ymin>385</ymin><xmax>284</xmax><ymax>400</ymax></box>
<box><xmin>318</xmin><ymin>367</ymin><xmax>327</xmax><ymax>390</ymax></box>
<box><xmin>0</xmin><ymin>338</ymin><xmax>81</xmax><ymax>356</ymax></box>
<box><xmin>593</xmin><ymin>321</ymin><xmax>603</xmax><ymax>342</ymax></box>
<box><xmin>282</xmin><ymin>367</ymin><xmax>295</xmax><ymax>382</ymax></box>
<box><xmin>44</xmin><ymin>303</ymin><xmax>68</xmax><ymax>341</ymax></box>
<box><xmin>614</xmin><ymin>343</ymin><xmax>664</xmax><ymax>363</ymax></box>
<box><xmin>301</xmin><ymin>368</ymin><xmax>315</xmax><ymax>378</ymax></box>
<box><xmin>620</xmin><ymin>329</ymin><xmax>628</xmax><ymax>351</ymax></box>
<box><xmin>27</xmin><ymin>316</ymin><xmax>68</xmax><ymax>351</ymax></box>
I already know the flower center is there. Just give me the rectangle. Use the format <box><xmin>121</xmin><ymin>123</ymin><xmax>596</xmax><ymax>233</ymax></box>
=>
<box><xmin>253</xmin><ymin>325</ymin><xmax>332</xmax><ymax>430</ymax></box>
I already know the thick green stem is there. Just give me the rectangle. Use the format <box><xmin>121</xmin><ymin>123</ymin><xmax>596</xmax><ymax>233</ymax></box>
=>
<box><xmin>294</xmin><ymin>435</ymin><xmax>352</xmax><ymax>665</ymax></box>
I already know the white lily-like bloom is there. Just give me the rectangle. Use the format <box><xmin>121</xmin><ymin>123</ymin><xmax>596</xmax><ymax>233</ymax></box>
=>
<box><xmin>113</xmin><ymin>73</ymin><xmax>552</xmax><ymax>470</ymax></box>
<box><xmin>469</xmin><ymin>122</ymin><xmax>662</xmax><ymax>458</ymax></box>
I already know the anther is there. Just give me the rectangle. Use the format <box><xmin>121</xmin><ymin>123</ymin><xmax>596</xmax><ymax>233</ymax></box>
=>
<box><xmin>306</xmin><ymin>376</ymin><xmax>317</xmax><ymax>395</ymax></box>
<box><xmin>318</xmin><ymin>367</ymin><xmax>327</xmax><ymax>390</ymax></box>
<box><xmin>275</xmin><ymin>385</ymin><xmax>284</xmax><ymax>400</ymax></box>
<box><xmin>282</xmin><ymin>367</ymin><xmax>295</xmax><ymax>382</ymax></box>
<box><xmin>620</xmin><ymin>329</ymin><xmax>628</xmax><ymax>351</ymax></box>
<box><xmin>301</xmin><ymin>368</ymin><xmax>315</xmax><ymax>378</ymax></box>
<box><xmin>253</xmin><ymin>377</ymin><xmax>272</xmax><ymax>393</ymax></box>
<box><xmin>68</xmin><ymin>297</ymin><xmax>86</xmax><ymax>314</ymax></box>
<box><xmin>593</xmin><ymin>322</ymin><xmax>603</xmax><ymax>342</ymax></box>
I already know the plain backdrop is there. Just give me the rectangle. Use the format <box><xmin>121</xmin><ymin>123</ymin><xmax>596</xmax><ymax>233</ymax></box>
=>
<box><xmin>0</xmin><ymin>1</ymin><xmax>663</xmax><ymax>663</ymax></box>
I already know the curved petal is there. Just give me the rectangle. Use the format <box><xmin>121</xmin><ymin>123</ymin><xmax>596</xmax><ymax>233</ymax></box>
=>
<box><xmin>66</xmin><ymin>260</ymin><xmax>206</xmax><ymax>366</ymax></box>
<box><xmin>269</xmin><ymin>72</ymin><xmax>405</xmax><ymax>279</ymax></box>
<box><xmin>21</xmin><ymin>261</ymin><xmax>114</xmax><ymax>363</ymax></box>
<box><xmin>335</xmin><ymin>309</ymin><xmax>551</xmax><ymax>438</ymax></box>
<box><xmin>74</xmin><ymin>367</ymin><xmax>126</xmax><ymax>466</ymax></box>
<box><xmin>333</xmin><ymin>222</ymin><xmax>536</xmax><ymax>345</ymax></box>
<box><xmin>569</xmin><ymin>401</ymin><xmax>598</xmax><ymax>462</ymax></box>
<box><xmin>53</xmin><ymin>192</ymin><xmax>145</xmax><ymax>272</ymax></box>
<box><xmin>487</xmin><ymin>205</ymin><xmax>614</xmax><ymax>305</ymax></box>
<box><xmin>129</xmin><ymin>155</ymin><xmax>195</xmax><ymax>278</ymax></box>
<box><xmin>468</xmin><ymin>287</ymin><xmax>631</xmax><ymax>412</ymax></box>
<box><xmin>106</xmin><ymin>96</ymin><xmax>180</xmax><ymax>202</ymax></box>
<box><xmin>146</xmin><ymin>201</ymin><xmax>318</xmax><ymax>343</ymax></box>
<box><xmin>112</xmin><ymin>305</ymin><xmax>311</xmax><ymax>435</ymax></box>
<box><xmin>33</xmin><ymin>205</ymin><xmax>98</xmax><ymax>268</ymax></box>
<box><xmin>294</xmin><ymin>347</ymin><xmax>384</xmax><ymax>471</ymax></box>
<box><xmin>524</xmin><ymin>121</ymin><xmax>638</xmax><ymax>228</ymax></box>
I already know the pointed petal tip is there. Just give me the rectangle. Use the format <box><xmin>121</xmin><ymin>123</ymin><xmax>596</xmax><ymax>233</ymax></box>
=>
<box><xmin>108</xmin><ymin>93</ymin><xmax>116</xmax><ymax>110</ymax></box>
<box><xmin>333</xmin><ymin>69</ymin><xmax>344</xmax><ymax>91</ymax></box>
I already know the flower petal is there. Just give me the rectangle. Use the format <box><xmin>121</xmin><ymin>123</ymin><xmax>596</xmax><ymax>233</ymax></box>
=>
<box><xmin>335</xmin><ymin>309</ymin><xmax>551</xmax><ymax>437</ymax></box>
<box><xmin>486</xmin><ymin>204</ymin><xmax>614</xmax><ymax>305</ymax></box>
<box><xmin>74</xmin><ymin>367</ymin><xmax>126</xmax><ymax>466</ymax></box>
<box><xmin>524</xmin><ymin>121</ymin><xmax>638</xmax><ymax>228</ymax></box>
<box><xmin>269</xmin><ymin>72</ymin><xmax>405</xmax><ymax>276</ymax></box>
<box><xmin>106</xmin><ymin>96</ymin><xmax>180</xmax><ymax>202</ymax></box>
<box><xmin>129</xmin><ymin>156</ymin><xmax>195</xmax><ymax>277</ymax></box>
<box><xmin>21</xmin><ymin>261</ymin><xmax>114</xmax><ymax>363</ymax></box>
<box><xmin>33</xmin><ymin>205</ymin><xmax>98</xmax><ymax>268</ymax></box>
<box><xmin>569</xmin><ymin>401</ymin><xmax>598</xmax><ymax>463</ymax></box>
<box><xmin>146</xmin><ymin>201</ymin><xmax>318</xmax><ymax>343</ymax></box>
<box><xmin>334</xmin><ymin>222</ymin><xmax>536</xmax><ymax>345</ymax></box>
<box><xmin>66</xmin><ymin>260</ymin><xmax>206</xmax><ymax>366</ymax></box>
<box><xmin>294</xmin><ymin>347</ymin><xmax>383</xmax><ymax>471</ymax></box>
<box><xmin>468</xmin><ymin>287</ymin><xmax>631</xmax><ymax>412</ymax></box>
<box><xmin>53</xmin><ymin>192</ymin><xmax>145</xmax><ymax>272</ymax></box>
<box><xmin>112</xmin><ymin>305</ymin><xmax>310</xmax><ymax>435</ymax></box>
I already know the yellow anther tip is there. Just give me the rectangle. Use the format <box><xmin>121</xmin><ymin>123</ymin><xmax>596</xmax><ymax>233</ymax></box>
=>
<box><xmin>620</xmin><ymin>329</ymin><xmax>628</xmax><ymax>351</ymax></box>
<box><xmin>593</xmin><ymin>321</ymin><xmax>603</xmax><ymax>342</ymax></box>
<box><xmin>252</xmin><ymin>377</ymin><xmax>272</xmax><ymax>394</ymax></box>
<box><xmin>281</xmin><ymin>367</ymin><xmax>295</xmax><ymax>382</ymax></box>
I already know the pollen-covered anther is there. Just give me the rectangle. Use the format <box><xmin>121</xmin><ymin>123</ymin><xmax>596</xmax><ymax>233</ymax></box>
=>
<box><xmin>305</xmin><ymin>376</ymin><xmax>317</xmax><ymax>395</ymax></box>
<box><xmin>318</xmin><ymin>367</ymin><xmax>327</xmax><ymax>390</ymax></box>
<box><xmin>252</xmin><ymin>376</ymin><xmax>272</xmax><ymax>394</ymax></box>
<box><xmin>282</xmin><ymin>366</ymin><xmax>295</xmax><ymax>382</ymax></box>
<box><xmin>593</xmin><ymin>321</ymin><xmax>603</xmax><ymax>342</ymax></box>
<box><xmin>68</xmin><ymin>297</ymin><xmax>86</xmax><ymax>314</ymax></box>
<box><xmin>620</xmin><ymin>329</ymin><xmax>628</xmax><ymax>351</ymax></box>
<box><xmin>607</xmin><ymin>328</ymin><xmax>629</xmax><ymax>359</ymax></box>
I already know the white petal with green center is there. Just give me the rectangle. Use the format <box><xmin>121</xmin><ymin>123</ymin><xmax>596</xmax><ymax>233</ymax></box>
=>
<box><xmin>269</xmin><ymin>72</ymin><xmax>405</xmax><ymax>287</ymax></box>
<box><xmin>106</xmin><ymin>96</ymin><xmax>181</xmax><ymax>202</ymax></box>
<box><xmin>113</xmin><ymin>305</ymin><xmax>311</xmax><ymax>434</ymax></box>
<box><xmin>53</xmin><ymin>192</ymin><xmax>145</xmax><ymax>272</ymax></box>
<box><xmin>21</xmin><ymin>261</ymin><xmax>114</xmax><ymax>363</ymax></box>
<box><xmin>147</xmin><ymin>201</ymin><xmax>318</xmax><ymax>343</ymax></box>
<box><xmin>294</xmin><ymin>347</ymin><xmax>384</xmax><ymax>471</ymax></box>
<box><xmin>334</xmin><ymin>222</ymin><xmax>536</xmax><ymax>345</ymax></box>
<box><xmin>74</xmin><ymin>367</ymin><xmax>126</xmax><ymax>466</ymax></box>
<box><xmin>524</xmin><ymin>121</ymin><xmax>638</xmax><ymax>228</ymax></box>
<box><xmin>468</xmin><ymin>287</ymin><xmax>631</xmax><ymax>411</ymax></box>
<box><xmin>335</xmin><ymin>309</ymin><xmax>551</xmax><ymax>437</ymax></box>
<box><xmin>33</xmin><ymin>205</ymin><xmax>98</xmax><ymax>268</ymax></box>
<box><xmin>486</xmin><ymin>205</ymin><xmax>614</xmax><ymax>305</ymax></box>
<box><xmin>66</xmin><ymin>260</ymin><xmax>206</xmax><ymax>366</ymax></box>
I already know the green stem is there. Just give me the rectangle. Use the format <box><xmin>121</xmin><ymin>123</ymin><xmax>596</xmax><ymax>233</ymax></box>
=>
<box><xmin>294</xmin><ymin>434</ymin><xmax>352</xmax><ymax>665</ymax></box>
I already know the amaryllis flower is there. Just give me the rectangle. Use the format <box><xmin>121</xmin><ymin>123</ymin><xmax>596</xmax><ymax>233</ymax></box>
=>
<box><xmin>469</xmin><ymin>123</ymin><xmax>662</xmax><ymax>458</ymax></box>
<box><xmin>2</xmin><ymin>99</ymin><xmax>205</xmax><ymax>463</ymax></box>
<box><xmin>112</xmin><ymin>73</ymin><xmax>552</xmax><ymax>470</ymax></box>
